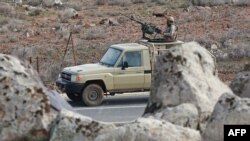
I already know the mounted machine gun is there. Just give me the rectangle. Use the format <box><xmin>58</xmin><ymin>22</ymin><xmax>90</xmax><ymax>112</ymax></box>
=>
<box><xmin>123</xmin><ymin>14</ymin><xmax>162</xmax><ymax>41</ymax></box>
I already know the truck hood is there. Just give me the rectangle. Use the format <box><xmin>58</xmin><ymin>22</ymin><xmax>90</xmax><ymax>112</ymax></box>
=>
<box><xmin>63</xmin><ymin>63</ymin><xmax>113</xmax><ymax>74</ymax></box>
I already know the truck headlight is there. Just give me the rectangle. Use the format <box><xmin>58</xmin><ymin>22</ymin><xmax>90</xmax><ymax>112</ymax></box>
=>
<box><xmin>71</xmin><ymin>75</ymin><xmax>81</xmax><ymax>81</ymax></box>
<box><xmin>58</xmin><ymin>73</ymin><xmax>61</xmax><ymax>78</ymax></box>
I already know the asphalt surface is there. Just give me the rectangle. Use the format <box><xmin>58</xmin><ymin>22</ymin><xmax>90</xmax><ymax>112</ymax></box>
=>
<box><xmin>66</xmin><ymin>92</ymin><xmax>149</xmax><ymax>122</ymax></box>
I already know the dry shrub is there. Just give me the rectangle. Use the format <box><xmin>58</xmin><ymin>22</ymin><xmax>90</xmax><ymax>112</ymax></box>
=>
<box><xmin>43</xmin><ymin>0</ymin><xmax>55</xmax><ymax>7</ymax></box>
<box><xmin>10</xmin><ymin>45</ymin><xmax>63</xmax><ymax>83</ymax></box>
<box><xmin>58</xmin><ymin>8</ymin><xmax>78</xmax><ymax>23</ymax></box>
<box><xmin>95</xmin><ymin>0</ymin><xmax>132</xmax><ymax>6</ymax></box>
<box><xmin>234</xmin><ymin>0</ymin><xmax>250</xmax><ymax>6</ymax></box>
<box><xmin>153</xmin><ymin>0</ymin><xmax>166</xmax><ymax>5</ymax></box>
<box><xmin>0</xmin><ymin>16</ymin><xmax>9</xmax><ymax>26</ymax></box>
<box><xmin>26</xmin><ymin>0</ymin><xmax>43</xmax><ymax>6</ymax></box>
<box><xmin>131</xmin><ymin>0</ymin><xmax>148</xmax><ymax>4</ymax></box>
<box><xmin>192</xmin><ymin>0</ymin><xmax>250</xmax><ymax>6</ymax></box>
<box><xmin>0</xmin><ymin>34</ymin><xmax>18</xmax><ymax>43</ymax></box>
<box><xmin>0</xmin><ymin>2</ymin><xmax>15</xmax><ymax>17</ymax></box>
<box><xmin>108</xmin><ymin>0</ymin><xmax>132</xmax><ymax>6</ymax></box>
<box><xmin>64</xmin><ymin>2</ymin><xmax>82</xmax><ymax>11</ymax></box>
<box><xmin>95</xmin><ymin>0</ymin><xmax>108</xmax><ymax>5</ymax></box>
<box><xmin>39</xmin><ymin>62</ymin><xmax>61</xmax><ymax>82</ymax></box>
<box><xmin>6</xmin><ymin>19</ymin><xmax>24</xmax><ymax>32</ymax></box>
<box><xmin>84</xmin><ymin>27</ymin><xmax>105</xmax><ymax>40</ymax></box>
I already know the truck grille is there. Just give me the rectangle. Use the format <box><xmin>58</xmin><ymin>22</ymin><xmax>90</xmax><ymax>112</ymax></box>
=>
<box><xmin>61</xmin><ymin>72</ymin><xmax>71</xmax><ymax>81</ymax></box>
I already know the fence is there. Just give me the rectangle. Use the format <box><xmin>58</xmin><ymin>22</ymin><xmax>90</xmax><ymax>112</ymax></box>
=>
<box><xmin>28</xmin><ymin>56</ymin><xmax>43</xmax><ymax>73</ymax></box>
<box><xmin>28</xmin><ymin>32</ymin><xmax>76</xmax><ymax>73</ymax></box>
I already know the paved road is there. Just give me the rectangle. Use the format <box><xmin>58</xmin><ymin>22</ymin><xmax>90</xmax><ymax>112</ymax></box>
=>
<box><xmin>66</xmin><ymin>93</ymin><xmax>149</xmax><ymax>122</ymax></box>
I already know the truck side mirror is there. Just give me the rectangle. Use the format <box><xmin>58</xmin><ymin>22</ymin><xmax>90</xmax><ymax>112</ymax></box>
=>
<box><xmin>122</xmin><ymin>61</ymin><xmax>128</xmax><ymax>70</ymax></box>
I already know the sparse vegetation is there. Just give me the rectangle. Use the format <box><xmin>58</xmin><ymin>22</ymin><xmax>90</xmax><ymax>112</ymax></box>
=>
<box><xmin>95</xmin><ymin>0</ymin><xmax>107</xmax><ymax>5</ymax></box>
<box><xmin>0</xmin><ymin>2</ymin><xmax>15</xmax><ymax>17</ymax></box>
<box><xmin>6</xmin><ymin>19</ymin><xmax>24</xmax><ymax>32</ymax></box>
<box><xmin>58</xmin><ymin>8</ymin><xmax>78</xmax><ymax>23</ymax></box>
<box><xmin>95</xmin><ymin>0</ymin><xmax>132</xmax><ymax>6</ymax></box>
<box><xmin>0</xmin><ymin>34</ymin><xmax>18</xmax><ymax>43</ymax></box>
<box><xmin>84</xmin><ymin>27</ymin><xmax>106</xmax><ymax>40</ymax></box>
<box><xmin>26</xmin><ymin>0</ymin><xmax>43</xmax><ymax>6</ymax></box>
<box><xmin>108</xmin><ymin>0</ymin><xmax>132</xmax><ymax>6</ymax></box>
<box><xmin>131</xmin><ymin>0</ymin><xmax>148</xmax><ymax>4</ymax></box>
<box><xmin>64</xmin><ymin>2</ymin><xmax>83</xmax><ymax>11</ymax></box>
<box><xmin>0</xmin><ymin>16</ymin><xmax>9</xmax><ymax>26</ymax></box>
<box><xmin>153</xmin><ymin>0</ymin><xmax>166</xmax><ymax>5</ymax></box>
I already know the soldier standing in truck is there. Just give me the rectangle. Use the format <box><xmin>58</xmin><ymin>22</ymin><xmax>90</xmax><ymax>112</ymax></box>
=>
<box><xmin>162</xmin><ymin>16</ymin><xmax>177</xmax><ymax>42</ymax></box>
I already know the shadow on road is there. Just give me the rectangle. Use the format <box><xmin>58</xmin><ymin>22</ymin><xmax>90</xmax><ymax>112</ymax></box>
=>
<box><xmin>68</xmin><ymin>95</ymin><xmax>149</xmax><ymax>108</ymax></box>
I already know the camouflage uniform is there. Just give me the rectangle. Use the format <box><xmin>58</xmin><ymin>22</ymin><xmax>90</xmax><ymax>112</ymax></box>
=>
<box><xmin>163</xmin><ymin>16</ymin><xmax>177</xmax><ymax>42</ymax></box>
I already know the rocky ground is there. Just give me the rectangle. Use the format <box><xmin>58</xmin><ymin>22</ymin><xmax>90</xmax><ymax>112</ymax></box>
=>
<box><xmin>0</xmin><ymin>0</ymin><xmax>249</xmax><ymax>84</ymax></box>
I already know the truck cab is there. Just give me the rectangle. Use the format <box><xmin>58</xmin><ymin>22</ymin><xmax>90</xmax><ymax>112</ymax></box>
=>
<box><xmin>56</xmin><ymin>41</ymin><xmax>183</xmax><ymax>106</ymax></box>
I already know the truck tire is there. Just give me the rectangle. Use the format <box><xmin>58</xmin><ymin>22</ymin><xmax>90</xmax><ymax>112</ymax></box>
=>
<box><xmin>82</xmin><ymin>84</ymin><xmax>104</xmax><ymax>106</ymax></box>
<box><xmin>66</xmin><ymin>93</ymin><xmax>81</xmax><ymax>102</ymax></box>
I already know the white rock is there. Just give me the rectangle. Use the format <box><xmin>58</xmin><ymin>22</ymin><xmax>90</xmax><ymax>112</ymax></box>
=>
<box><xmin>203</xmin><ymin>93</ymin><xmax>250</xmax><ymax>141</ymax></box>
<box><xmin>211</xmin><ymin>44</ymin><xmax>218</xmax><ymax>50</ymax></box>
<box><xmin>96</xmin><ymin>118</ymin><xmax>201</xmax><ymax>141</ymax></box>
<box><xmin>144</xmin><ymin>42</ymin><xmax>232</xmax><ymax>131</ymax></box>
<box><xmin>43</xmin><ymin>0</ymin><xmax>62</xmax><ymax>7</ymax></box>
<box><xmin>50</xmin><ymin>110</ymin><xmax>201</xmax><ymax>141</ymax></box>
<box><xmin>58</xmin><ymin>8</ymin><xmax>78</xmax><ymax>23</ymax></box>
<box><xmin>0</xmin><ymin>54</ymin><xmax>57</xmax><ymax>141</ymax></box>
<box><xmin>230</xmin><ymin>72</ymin><xmax>250</xmax><ymax>98</ymax></box>
<box><xmin>49</xmin><ymin>109</ymin><xmax>116</xmax><ymax>141</ymax></box>
<box><xmin>54</xmin><ymin>0</ymin><xmax>62</xmax><ymax>5</ymax></box>
<box><xmin>159</xmin><ymin>103</ymin><xmax>199</xmax><ymax>129</ymax></box>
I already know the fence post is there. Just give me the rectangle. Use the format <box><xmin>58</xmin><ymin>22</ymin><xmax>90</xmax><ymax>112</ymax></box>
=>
<box><xmin>71</xmin><ymin>32</ymin><xmax>76</xmax><ymax>65</ymax></box>
<box><xmin>36</xmin><ymin>56</ymin><xmax>39</xmax><ymax>73</ymax></box>
<box><xmin>29</xmin><ymin>57</ymin><xmax>32</xmax><ymax>64</ymax></box>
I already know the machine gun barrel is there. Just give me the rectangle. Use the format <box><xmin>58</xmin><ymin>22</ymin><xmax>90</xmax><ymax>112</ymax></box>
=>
<box><xmin>122</xmin><ymin>14</ymin><xmax>144</xmax><ymax>25</ymax></box>
<box><xmin>122</xmin><ymin>14</ymin><xmax>162</xmax><ymax>40</ymax></box>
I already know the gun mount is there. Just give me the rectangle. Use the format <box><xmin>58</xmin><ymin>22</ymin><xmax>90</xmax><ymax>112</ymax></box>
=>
<box><xmin>123</xmin><ymin>15</ymin><xmax>162</xmax><ymax>41</ymax></box>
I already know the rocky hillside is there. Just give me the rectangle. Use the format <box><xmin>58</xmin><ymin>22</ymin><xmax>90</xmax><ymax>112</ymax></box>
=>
<box><xmin>0</xmin><ymin>0</ymin><xmax>249</xmax><ymax>83</ymax></box>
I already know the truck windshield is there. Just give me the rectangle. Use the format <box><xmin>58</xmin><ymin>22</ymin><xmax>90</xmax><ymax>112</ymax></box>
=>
<box><xmin>100</xmin><ymin>47</ymin><xmax>122</xmax><ymax>66</ymax></box>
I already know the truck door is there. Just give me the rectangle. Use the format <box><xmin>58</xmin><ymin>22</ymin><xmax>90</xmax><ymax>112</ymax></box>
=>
<box><xmin>114</xmin><ymin>51</ymin><xmax>144</xmax><ymax>90</ymax></box>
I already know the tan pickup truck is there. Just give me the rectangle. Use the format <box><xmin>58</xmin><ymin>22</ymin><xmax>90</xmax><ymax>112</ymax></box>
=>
<box><xmin>56</xmin><ymin>41</ymin><xmax>183</xmax><ymax>106</ymax></box>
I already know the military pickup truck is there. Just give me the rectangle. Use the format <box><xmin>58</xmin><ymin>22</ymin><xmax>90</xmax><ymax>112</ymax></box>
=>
<box><xmin>56</xmin><ymin>40</ymin><xmax>183</xmax><ymax>106</ymax></box>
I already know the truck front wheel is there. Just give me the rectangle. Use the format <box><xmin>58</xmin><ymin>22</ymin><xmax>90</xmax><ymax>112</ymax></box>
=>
<box><xmin>82</xmin><ymin>84</ymin><xmax>104</xmax><ymax>106</ymax></box>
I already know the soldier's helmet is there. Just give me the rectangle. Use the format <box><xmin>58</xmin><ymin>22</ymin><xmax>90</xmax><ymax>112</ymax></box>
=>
<box><xmin>167</xmin><ymin>16</ymin><xmax>174</xmax><ymax>23</ymax></box>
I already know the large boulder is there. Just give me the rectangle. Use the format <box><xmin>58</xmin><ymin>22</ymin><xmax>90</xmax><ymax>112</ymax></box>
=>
<box><xmin>144</xmin><ymin>42</ymin><xmax>232</xmax><ymax>131</ymax></box>
<box><xmin>50</xmin><ymin>109</ymin><xmax>202</xmax><ymax>141</ymax></box>
<box><xmin>230</xmin><ymin>71</ymin><xmax>250</xmax><ymax>98</ymax></box>
<box><xmin>203</xmin><ymin>93</ymin><xmax>250</xmax><ymax>141</ymax></box>
<box><xmin>49</xmin><ymin>109</ymin><xmax>115</xmax><ymax>141</ymax></box>
<box><xmin>150</xmin><ymin>103</ymin><xmax>199</xmax><ymax>129</ymax></box>
<box><xmin>0</xmin><ymin>54</ymin><xmax>70</xmax><ymax>141</ymax></box>
<box><xmin>96</xmin><ymin>118</ymin><xmax>201</xmax><ymax>141</ymax></box>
